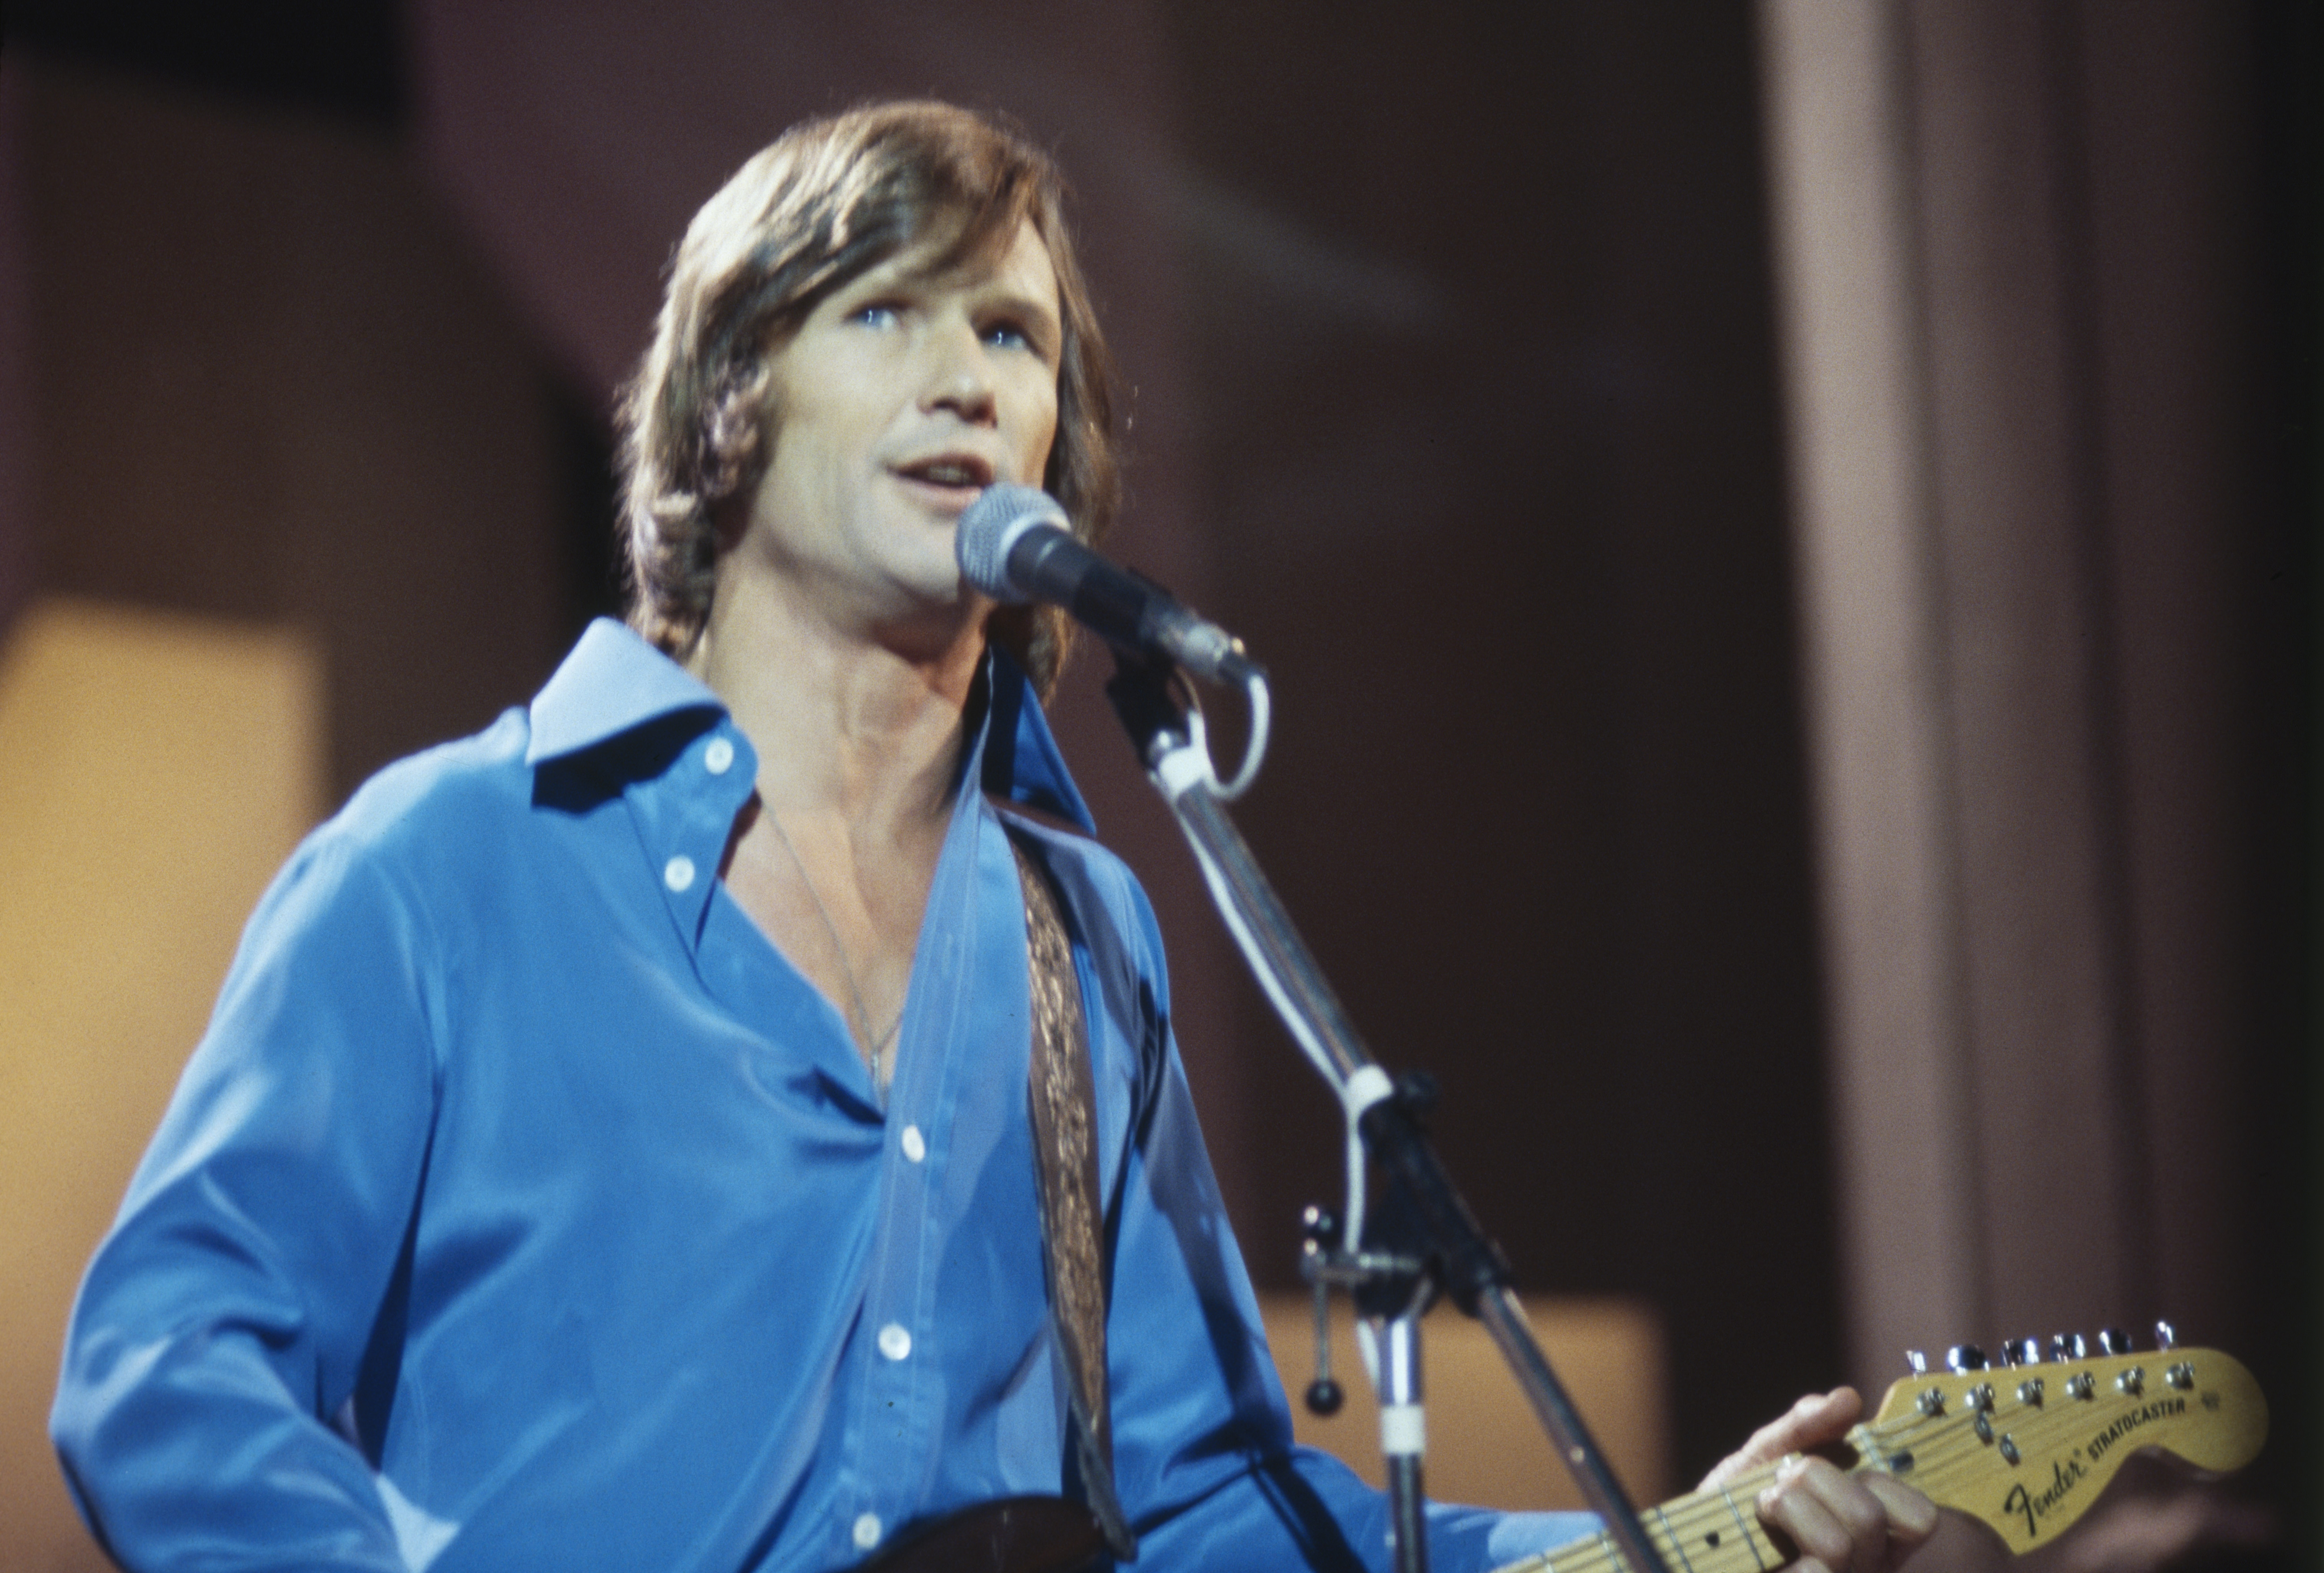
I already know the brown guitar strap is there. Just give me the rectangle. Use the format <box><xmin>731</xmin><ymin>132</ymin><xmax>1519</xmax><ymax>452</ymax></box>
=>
<box><xmin>1011</xmin><ymin>833</ymin><xmax>1137</xmax><ymax>1563</ymax></box>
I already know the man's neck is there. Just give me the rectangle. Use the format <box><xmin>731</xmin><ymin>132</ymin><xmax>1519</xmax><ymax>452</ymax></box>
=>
<box><xmin>685</xmin><ymin>567</ymin><xmax>986</xmax><ymax>839</ymax></box>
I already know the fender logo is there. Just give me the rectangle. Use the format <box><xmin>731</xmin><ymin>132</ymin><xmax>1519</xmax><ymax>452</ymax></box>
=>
<box><xmin>1999</xmin><ymin>1395</ymin><xmax>2189</xmax><ymax>1539</ymax></box>
<box><xmin>2002</xmin><ymin>1454</ymin><xmax>2087</xmax><ymax>1538</ymax></box>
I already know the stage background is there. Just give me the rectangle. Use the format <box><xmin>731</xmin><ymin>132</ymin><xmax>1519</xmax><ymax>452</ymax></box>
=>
<box><xmin>0</xmin><ymin>3</ymin><xmax>2310</xmax><ymax>1569</ymax></box>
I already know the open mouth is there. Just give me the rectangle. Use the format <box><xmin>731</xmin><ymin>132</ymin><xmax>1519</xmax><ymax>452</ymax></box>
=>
<box><xmin>894</xmin><ymin>455</ymin><xmax>994</xmax><ymax>493</ymax></box>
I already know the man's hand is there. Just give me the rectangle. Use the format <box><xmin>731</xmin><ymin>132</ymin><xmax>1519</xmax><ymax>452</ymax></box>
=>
<box><xmin>1698</xmin><ymin>1388</ymin><xmax>1938</xmax><ymax>1573</ymax></box>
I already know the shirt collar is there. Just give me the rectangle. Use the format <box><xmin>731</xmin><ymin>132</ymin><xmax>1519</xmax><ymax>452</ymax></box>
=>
<box><xmin>526</xmin><ymin>619</ymin><xmax>723</xmax><ymax>765</ymax></box>
<box><xmin>525</xmin><ymin>618</ymin><xmax>1095</xmax><ymax>834</ymax></box>
<box><xmin>977</xmin><ymin>645</ymin><xmax>1095</xmax><ymax>833</ymax></box>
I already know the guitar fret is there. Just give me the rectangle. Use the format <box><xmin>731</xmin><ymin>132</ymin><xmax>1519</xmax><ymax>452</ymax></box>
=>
<box><xmin>1651</xmin><ymin>1504</ymin><xmax>1696</xmax><ymax>1573</ymax></box>
<box><xmin>1717</xmin><ymin>1487</ymin><xmax>1777</xmax><ymax>1570</ymax></box>
<box><xmin>1526</xmin><ymin>1484</ymin><xmax>1782</xmax><ymax>1573</ymax></box>
<box><xmin>857</xmin><ymin>1348</ymin><xmax>2261</xmax><ymax>1573</ymax></box>
<box><xmin>1488</xmin><ymin>1347</ymin><xmax>2260</xmax><ymax>1573</ymax></box>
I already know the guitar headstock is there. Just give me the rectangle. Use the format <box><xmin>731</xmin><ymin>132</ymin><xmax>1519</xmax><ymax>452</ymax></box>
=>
<box><xmin>1861</xmin><ymin>1343</ymin><xmax>2266</xmax><ymax>1553</ymax></box>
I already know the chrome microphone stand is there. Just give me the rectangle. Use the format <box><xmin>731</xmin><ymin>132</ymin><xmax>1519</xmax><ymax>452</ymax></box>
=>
<box><xmin>1103</xmin><ymin>651</ymin><xmax>1670</xmax><ymax>1573</ymax></box>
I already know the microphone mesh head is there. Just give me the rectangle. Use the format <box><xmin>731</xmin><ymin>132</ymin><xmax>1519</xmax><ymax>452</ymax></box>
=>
<box><xmin>956</xmin><ymin>485</ymin><xmax>1067</xmax><ymax>603</ymax></box>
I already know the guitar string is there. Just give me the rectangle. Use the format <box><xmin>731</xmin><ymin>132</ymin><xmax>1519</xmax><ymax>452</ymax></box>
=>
<box><xmin>1537</xmin><ymin>1470</ymin><xmax>1823</xmax><ymax>1573</ymax></box>
<box><xmin>1543</xmin><ymin>1447</ymin><xmax>1881</xmax><ymax>1573</ymax></box>
<box><xmin>1345</xmin><ymin>1378</ymin><xmax>2158</xmax><ymax>1569</ymax></box>
<box><xmin>1496</xmin><ymin>1357</ymin><xmax>2248</xmax><ymax>1573</ymax></box>
<box><xmin>1847</xmin><ymin>1398</ymin><xmax>2095</xmax><ymax>1517</ymax></box>
<box><xmin>1514</xmin><ymin>1467</ymin><xmax>1787</xmax><ymax>1573</ymax></box>
<box><xmin>1625</xmin><ymin>1393</ymin><xmax>2212</xmax><ymax>1573</ymax></box>
<box><xmin>1888</xmin><ymin>1383</ymin><xmax>2134</xmax><ymax>1502</ymax></box>
<box><xmin>1906</xmin><ymin>1391</ymin><xmax>2182</xmax><ymax>1514</ymax></box>
<box><xmin>1876</xmin><ymin>1350</ymin><xmax>2238</xmax><ymax>1483</ymax></box>
<box><xmin>1728</xmin><ymin>1368</ymin><xmax>2212</xmax><ymax>1547</ymax></box>
<box><xmin>1511</xmin><ymin>1365</ymin><xmax>2212</xmax><ymax>1573</ymax></box>
<box><xmin>1518</xmin><ymin>1478</ymin><xmax>1777</xmax><ymax>1573</ymax></box>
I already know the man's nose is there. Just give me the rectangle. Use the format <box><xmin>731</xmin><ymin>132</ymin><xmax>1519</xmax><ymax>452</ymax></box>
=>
<box><xmin>920</xmin><ymin>323</ymin><xmax>996</xmax><ymax>423</ymax></box>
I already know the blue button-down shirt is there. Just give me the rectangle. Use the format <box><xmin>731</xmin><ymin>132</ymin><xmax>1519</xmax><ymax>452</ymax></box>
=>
<box><xmin>53</xmin><ymin>620</ymin><xmax>1593</xmax><ymax>1571</ymax></box>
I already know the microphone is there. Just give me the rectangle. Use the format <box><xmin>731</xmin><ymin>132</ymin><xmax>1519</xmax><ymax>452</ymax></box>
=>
<box><xmin>957</xmin><ymin>486</ymin><xmax>1258</xmax><ymax>684</ymax></box>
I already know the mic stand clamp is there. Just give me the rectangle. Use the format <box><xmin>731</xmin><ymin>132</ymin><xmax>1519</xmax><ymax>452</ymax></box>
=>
<box><xmin>1301</xmin><ymin>1180</ymin><xmax>1439</xmax><ymax>1573</ymax></box>
<box><xmin>1105</xmin><ymin>650</ymin><xmax>1672</xmax><ymax>1573</ymax></box>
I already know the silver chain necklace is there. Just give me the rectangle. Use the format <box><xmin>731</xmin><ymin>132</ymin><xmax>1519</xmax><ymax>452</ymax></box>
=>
<box><xmin>766</xmin><ymin>808</ymin><xmax>902</xmax><ymax>1092</ymax></box>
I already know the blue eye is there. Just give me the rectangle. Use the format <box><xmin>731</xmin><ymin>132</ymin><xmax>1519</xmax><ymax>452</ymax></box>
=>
<box><xmin>850</xmin><ymin>303</ymin><xmax>901</xmax><ymax>329</ymax></box>
<box><xmin>981</xmin><ymin>320</ymin><xmax>1034</xmax><ymax>352</ymax></box>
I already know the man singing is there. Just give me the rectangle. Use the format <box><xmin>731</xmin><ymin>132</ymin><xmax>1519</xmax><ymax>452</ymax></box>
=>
<box><xmin>53</xmin><ymin>101</ymin><xmax>1934</xmax><ymax>1572</ymax></box>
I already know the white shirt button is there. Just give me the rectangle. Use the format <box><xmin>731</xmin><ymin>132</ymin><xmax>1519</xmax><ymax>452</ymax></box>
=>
<box><xmin>704</xmin><ymin>736</ymin><xmax>735</xmax><ymax>775</ymax></box>
<box><xmin>877</xmin><ymin>1322</ymin><xmax>912</xmax><ymax>1361</ymax></box>
<box><xmin>852</xmin><ymin>1513</ymin><xmax>882</xmax><ymax>1550</ymax></box>
<box><xmin>663</xmin><ymin>855</ymin><xmax>696</xmax><ymax>892</ymax></box>
<box><xmin>900</xmin><ymin>1125</ymin><xmax>927</xmax><ymax>1163</ymax></box>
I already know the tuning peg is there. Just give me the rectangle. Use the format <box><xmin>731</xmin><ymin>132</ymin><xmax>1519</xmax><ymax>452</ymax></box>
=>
<box><xmin>1945</xmin><ymin>1344</ymin><xmax>1988</xmax><ymax>1373</ymax></box>
<box><xmin>1906</xmin><ymin>1349</ymin><xmax>1928</xmax><ymax>1375</ymax></box>
<box><xmin>2155</xmin><ymin>1320</ymin><xmax>2177</xmax><ymax>1350</ymax></box>
<box><xmin>2097</xmin><ymin>1328</ymin><xmax>2133</xmax><ymax>1355</ymax></box>
<box><xmin>2001</xmin><ymin>1337</ymin><xmax>2042</xmax><ymax>1367</ymax></box>
<box><xmin>2051</xmin><ymin>1332</ymin><xmax>2087</xmax><ymax>1362</ymax></box>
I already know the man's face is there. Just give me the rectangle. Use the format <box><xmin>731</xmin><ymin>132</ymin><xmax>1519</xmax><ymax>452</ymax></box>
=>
<box><xmin>735</xmin><ymin>216</ymin><xmax>1063</xmax><ymax>634</ymax></box>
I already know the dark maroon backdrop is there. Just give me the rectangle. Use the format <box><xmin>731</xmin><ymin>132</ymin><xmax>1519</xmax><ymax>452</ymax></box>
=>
<box><xmin>2</xmin><ymin>0</ymin><xmax>2311</xmax><ymax>1511</ymax></box>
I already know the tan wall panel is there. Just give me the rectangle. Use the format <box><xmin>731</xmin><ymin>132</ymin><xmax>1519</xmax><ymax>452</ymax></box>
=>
<box><xmin>1261</xmin><ymin>1292</ymin><xmax>1668</xmax><ymax>1514</ymax></box>
<box><xmin>21</xmin><ymin>59</ymin><xmax>564</xmax><ymax>807</ymax></box>
<box><xmin>0</xmin><ymin>600</ymin><xmax>321</xmax><ymax>1571</ymax></box>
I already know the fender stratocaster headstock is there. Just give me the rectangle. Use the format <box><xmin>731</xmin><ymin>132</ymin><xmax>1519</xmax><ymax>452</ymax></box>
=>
<box><xmin>1860</xmin><ymin>1343</ymin><xmax>2266</xmax><ymax>1552</ymax></box>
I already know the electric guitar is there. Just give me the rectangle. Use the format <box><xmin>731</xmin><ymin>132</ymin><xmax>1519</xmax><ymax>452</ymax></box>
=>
<box><xmin>1493</xmin><ymin>1341</ymin><xmax>2266</xmax><ymax>1572</ymax></box>
<box><xmin>854</xmin><ymin>1342</ymin><xmax>2266</xmax><ymax>1573</ymax></box>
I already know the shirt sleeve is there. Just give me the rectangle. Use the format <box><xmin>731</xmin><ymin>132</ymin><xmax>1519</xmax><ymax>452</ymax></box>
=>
<box><xmin>51</xmin><ymin>827</ymin><xmax>440</xmax><ymax>1572</ymax></box>
<box><xmin>1087</xmin><ymin>865</ymin><xmax>1600</xmax><ymax>1572</ymax></box>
